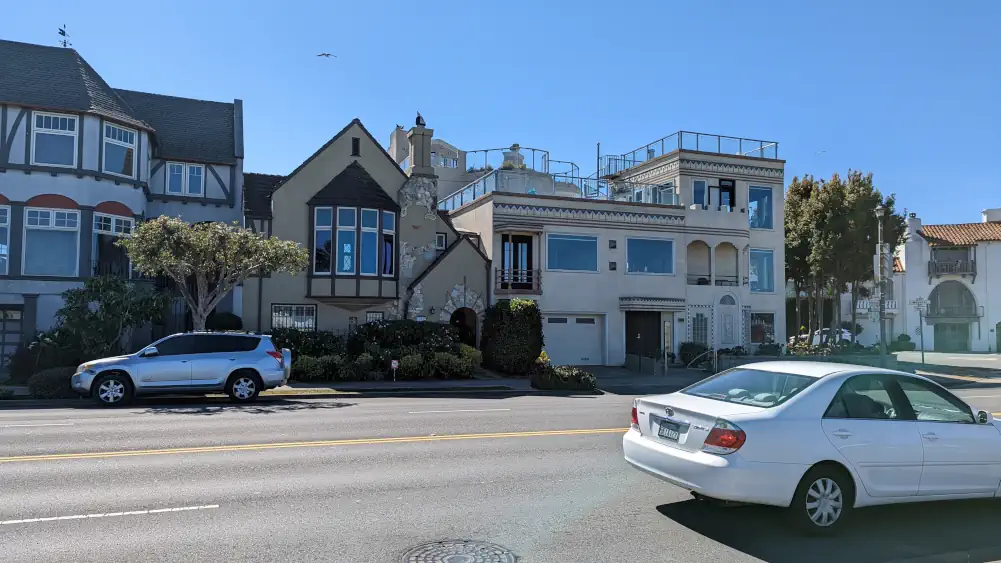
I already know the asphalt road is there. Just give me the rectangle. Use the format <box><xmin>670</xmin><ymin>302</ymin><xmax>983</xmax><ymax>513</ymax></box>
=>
<box><xmin>897</xmin><ymin>350</ymin><xmax>1001</xmax><ymax>370</ymax></box>
<box><xmin>2</xmin><ymin>387</ymin><xmax>1001</xmax><ymax>563</ymax></box>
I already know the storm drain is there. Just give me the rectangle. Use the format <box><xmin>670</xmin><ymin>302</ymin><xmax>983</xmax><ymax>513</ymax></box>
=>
<box><xmin>401</xmin><ymin>540</ymin><xmax>518</xmax><ymax>563</ymax></box>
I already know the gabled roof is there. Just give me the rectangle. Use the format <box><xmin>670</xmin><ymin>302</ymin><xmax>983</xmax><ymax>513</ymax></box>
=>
<box><xmin>243</xmin><ymin>172</ymin><xmax>285</xmax><ymax>218</ymax></box>
<box><xmin>115</xmin><ymin>89</ymin><xmax>236</xmax><ymax>164</ymax></box>
<box><xmin>308</xmin><ymin>161</ymin><xmax>399</xmax><ymax>210</ymax></box>
<box><xmin>0</xmin><ymin>39</ymin><xmax>148</xmax><ymax>129</ymax></box>
<box><xmin>408</xmin><ymin>235</ymin><xmax>490</xmax><ymax>291</ymax></box>
<box><xmin>919</xmin><ymin>222</ymin><xmax>1001</xmax><ymax>246</ymax></box>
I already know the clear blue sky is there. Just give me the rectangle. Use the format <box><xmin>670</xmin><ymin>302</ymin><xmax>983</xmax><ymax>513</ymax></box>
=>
<box><xmin>4</xmin><ymin>0</ymin><xmax>998</xmax><ymax>225</ymax></box>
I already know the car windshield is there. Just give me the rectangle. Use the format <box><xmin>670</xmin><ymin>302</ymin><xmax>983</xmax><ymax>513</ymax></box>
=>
<box><xmin>682</xmin><ymin>368</ymin><xmax>817</xmax><ymax>408</ymax></box>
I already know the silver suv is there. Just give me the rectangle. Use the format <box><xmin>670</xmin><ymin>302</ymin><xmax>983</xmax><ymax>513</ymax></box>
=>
<box><xmin>71</xmin><ymin>332</ymin><xmax>292</xmax><ymax>406</ymax></box>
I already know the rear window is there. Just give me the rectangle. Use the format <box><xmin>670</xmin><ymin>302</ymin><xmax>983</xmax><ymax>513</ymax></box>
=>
<box><xmin>682</xmin><ymin>368</ymin><xmax>817</xmax><ymax>408</ymax></box>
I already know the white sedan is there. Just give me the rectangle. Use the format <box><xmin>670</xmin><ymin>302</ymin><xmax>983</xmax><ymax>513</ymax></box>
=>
<box><xmin>623</xmin><ymin>361</ymin><xmax>1001</xmax><ymax>534</ymax></box>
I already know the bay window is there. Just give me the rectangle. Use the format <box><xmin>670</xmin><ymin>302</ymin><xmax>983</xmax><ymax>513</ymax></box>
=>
<box><xmin>92</xmin><ymin>213</ymin><xmax>134</xmax><ymax>277</ymax></box>
<box><xmin>382</xmin><ymin>210</ymin><xmax>395</xmax><ymax>276</ymax></box>
<box><xmin>103</xmin><ymin>124</ymin><xmax>137</xmax><ymax>178</ymax></box>
<box><xmin>336</xmin><ymin>207</ymin><xmax>356</xmax><ymax>274</ymax></box>
<box><xmin>166</xmin><ymin>162</ymin><xmax>205</xmax><ymax>196</ymax></box>
<box><xmin>749</xmin><ymin>249</ymin><xmax>775</xmax><ymax>293</ymax></box>
<box><xmin>313</xmin><ymin>208</ymin><xmax>332</xmax><ymax>274</ymax></box>
<box><xmin>23</xmin><ymin>208</ymin><xmax>79</xmax><ymax>277</ymax></box>
<box><xmin>360</xmin><ymin>209</ymin><xmax>378</xmax><ymax>276</ymax></box>
<box><xmin>312</xmin><ymin>206</ymin><xmax>397</xmax><ymax>277</ymax></box>
<box><xmin>31</xmin><ymin>112</ymin><xmax>77</xmax><ymax>167</ymax></box>
<box><xmin>0</xmin><ymin>206</ymin><xmax>8</xmax><ymax>275</ymax></box>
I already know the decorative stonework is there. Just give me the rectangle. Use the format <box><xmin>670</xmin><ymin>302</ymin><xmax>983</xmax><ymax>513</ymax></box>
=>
<box><xmin>619</xmin><ymin>296</ymin><xmax>686</xmax><ymax>312</ymax></box>
<box><xmin>399</xmin><ymin>175</ymin><xmax>438</xmax><ymax>220</ymax></box>
<box><xmin>439</xmin><ymin>283</ymin><xmax>485</xmax><ymax>322</ymax></box>
<box><xmin>400</xmin><ymin>241</ymin><xmax>437</xmax><ymax>284</ymax></box>
<box><xmin>384</xmin><ymin>299</ymin><xmax>402</xmax><ymax>320</ymax></box>
<box><xmin>742</xmin><ymin>306</ymin><xmax>752</xmax><ymax>347</ymax></box>
<box><xmin>680</xmin><ymin>159</ymin><xmax>784</xmax><ymax>179</ymax></box>
<box><xmin>687</xmin><ymin>304</ymin><xmax>714</xmax><ymax>347</ymax></box>
<box><xmin>494</xmin><ymin>203</ymin><xmax>684</xmax><ymax>226</ymax></box>
<box><xmin>407</xmin><ymin>284</ymin><xmax>425</xmax><ymax>317</ymax></box>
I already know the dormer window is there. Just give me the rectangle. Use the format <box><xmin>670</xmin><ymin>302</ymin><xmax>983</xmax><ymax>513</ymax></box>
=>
<box><xmin>31</xmin><ymin>112</ymin><xmax>77</xmax><ymax>168</ymax></box>
<box><xmin>166</xmin><ymin>163</ymin><xmax>205</xmax><ymax>196</ymax></box>
<box><xmin>103</xmin><ymin>124</ymin><xmax>137</xmax><ymax>178</ymax></box>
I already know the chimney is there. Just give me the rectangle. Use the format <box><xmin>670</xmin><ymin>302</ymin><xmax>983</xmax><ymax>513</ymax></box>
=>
<box><xmin>982</xmin><ymin>208</ymin><xmax>1001</xmax><ymax>223</ymax></box>
<box><xmin>906</xmin><ymin>212</ymin><xmax>921</xmax><ymax>236</ymax></box>
<box><xmin>407</xmin><ymin>113</ymin><xmax>434</xmax><ymax>176</ymax></box>
<box><xmin>388</xmin><ymin>125</ymin><xmax>409</xmax><ymax>165</ymax></box>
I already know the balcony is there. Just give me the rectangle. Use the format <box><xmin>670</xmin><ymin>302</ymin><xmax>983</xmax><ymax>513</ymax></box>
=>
<box><xmin>925</xmin><ymin>304</ymin><xmax>983</xmax><ymax>319</ymax></box>
<box><xmin>599</xmin><ymin>131</ymin><xmax>779</xmax><ymax>178</ymax></box>
<box><xmin>929</xmin><ymin>259</ymin><xmax>976</xmax><ymax>276</ymax></box>
<box><xmin>686</xmin><ymin>273</ymin><xmax>747</xmax><ymax>287</ymax></box>
<box><xmin>494</xmin><ymin>269</ymin><xmax>541</xmax><ymax>295</ymax></box>
<box><xmin>856</xmin><ymin>299</ymin><xmax>899</xmax><ymax>313</ymax></box>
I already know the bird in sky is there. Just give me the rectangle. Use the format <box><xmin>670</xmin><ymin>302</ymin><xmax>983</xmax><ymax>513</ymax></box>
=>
<box><xmin>814</xmin><ymin>150</ymin><xmax>827</xmax><ymax>155</ymax></box>
<box><xmin>317</xmin><ymin>53</ymin><xmax>336</xmax><ymax>58</ymax></box>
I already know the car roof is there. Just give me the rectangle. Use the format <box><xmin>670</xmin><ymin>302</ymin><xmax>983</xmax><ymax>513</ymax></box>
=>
<box><xmin>740</xmin><ymin>360</ymin><xmax>904</xmax><ymax>379</ymax></box>
<box><xmin>177</xmin><ymin>331</ymin><xmax>267</xmax><ymax>337</ymax></box>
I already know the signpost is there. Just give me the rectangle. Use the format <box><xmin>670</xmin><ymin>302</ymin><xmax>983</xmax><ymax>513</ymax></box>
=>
<box><xmin>391</xmin><ymin>359</ymin><xmax>399</xmax><ymax>381</ymax></box>
<box><xmin>911</xmin><ymin>298</ymin><xmax>928</xmax><ymax>365</ymax></box>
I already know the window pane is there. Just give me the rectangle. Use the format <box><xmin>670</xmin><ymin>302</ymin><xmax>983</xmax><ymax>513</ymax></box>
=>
<box><xmin>360</xmin><ymin>230</ymin><xmax>378</xmax><ymax>275</ymax></box>
<box><xmin>34</xmin><ymin>132</ymin><xmax>75</xmax><ymax>166</ymax></box>
<box><xmin>751</xmin><ymin>313</ymin><xmax>775</xmax><ymax>344</ymax></box>
<box><xmin>337</xmin><ymin>230</ymin><xmax>356</xmax><ymax>273</ymax></box>
<box><xmin>382</xmin><ymin>211</ymin><xmax>395</xmax><ymax>232</ymax></box>
<box><xmin>167</xmin><ymin>164</ymin><xmax>184</xmax><ymax>193</ymax></box>
<box><xmin>337</xmin><ymin>208</ymin><xmax>356</xmax><ymax>227</ymax></box>
<box><xmin>749</xmin><ymin>187</ymin><xmax>773</xmax><ymax>229</ymax></box>
<box><xmin>0</xmin><ymin>225</ymin><xmax>7</xmax><ymax>274</ymax></box>
<box><xmin>366</xmin><ymin>311</ymin><xmax>384</xmax><ymax>324</ymax></box>
<box><xmin>383</xmin><ymin>234</ymin><xmax>395</xmax><ymax>276</ymax></box>
<box><xmin>155</xmin><ymin>335</ymin><xmax>196</xmax><ymax>356</ymax></box>
<box><xmin>827</xmin><ymin>375</ymin><xmax>898</xmax><ymax>420</ymax></box>
<box><xmin>693</xmin><ymin>180</ymin><xmax>707</xmax><ymax>206</ymax></box>
<box><xmin>315</xmin><ymin>208</ymin><xmax>332</xmax><ymax>228</ymax></box>
<box><xmin>0</xmin><ymin>208</ymin><xmax>7</xmax><ymax>225</ymax></box>
<box><xmin>684</xmin><ymin>368</ymin><xmax>816</xmax><ymax>408</ymax></box>
<box><xmin>24</xmin><ymin>229</ymin><xmax>77</xmax><ymax>276</ymax></box>
<box><xmin>361</xmin><ymin>209</ymin><xmax>378</xmax><ymax>229</ymax></box>
<box><xmin>898</xmin><ymin>379</ymin><xmax>975</xmax><ymax>423</ymax></box>
<box><xmin>314</xmin><ymin>229</ymin><xmax>331</xmax><ymax>273</ymax></box>
<box><xmin>750</xmin><ymin>250</ymin><xmax>774</xmax><ymax>292</ymax></box>
<box><xmin>547</xmin><ymin>234</ymin><xmax>598</xmax><ymax>271</ymax></box>
<box><xmin>626</xmin><ymin>238</ymin><xmax>673</xmax><ymax>274</ymax></box>
<box><xmin>188</xmin><ymin>166</ymin><xmax>203</xmax><ymax>195</ymax></box>
<box><xmin>104</xmin><ymin>142</ymin><xmax>134</xmax><ymax>177</ymax></box>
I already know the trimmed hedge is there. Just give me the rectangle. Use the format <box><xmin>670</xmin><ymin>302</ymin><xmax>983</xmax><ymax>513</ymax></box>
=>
<box><xmin>530</xmin><ymin>365</ymin><xmax>597</xmax><ymax>391</ymax></box>
<box><xmin>206</xmin><ymin>312</ymin><xmax>243</xmax><ymax>331</ymax></box>
<box><xmin>481</xmin><ymin>299</ymin><xmax>544</xmax><ymax>374</ymax></box>
<box><xmin>679</xmin><ymin>342</ymin><xmax>709</xmax><ymax>366</ymax></box>
<box><xmin>458</xmin><ymin>344</ymin><xmax>482</xmax><ymax>367</ymax></box>
<box><xmin>347</xmin><ymin>320</ymin><xmax>458</xmax><ymax>357</ymax></box>
<box><xmin>270</xmin><ymin>329</ymin><xmax>347</xmax><ymax>360</ymax></box>
<box><xmin>28</xmin><ymin>367</ymin><xmax>78</xmax><ymax>399</ymax></box>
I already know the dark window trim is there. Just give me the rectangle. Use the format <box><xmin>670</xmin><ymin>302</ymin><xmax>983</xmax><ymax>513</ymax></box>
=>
<box><xmin>351</xmin><ymin>137</ymin><xmax>361</xmax><ymax>157</ymax></box>
<box><xmin>270</xmin><ymin>302</ymin><xmax>319</xmax><ymax>331</ymax></box>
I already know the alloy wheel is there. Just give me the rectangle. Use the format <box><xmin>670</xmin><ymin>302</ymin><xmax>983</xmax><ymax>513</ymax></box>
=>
<box><xmin>805</xmin><ymin>477</ymin><xmax>843</xmax><ymax>527</ymax></box>
<box><xmin>232</xmin><ymin>377</ymin><xmax>256</xmax><ymax>400</ymax></box>
<box><xmin>98</xmin><ymin>379</ymin><xmax>126</xmax><ymax>404</ymax></box>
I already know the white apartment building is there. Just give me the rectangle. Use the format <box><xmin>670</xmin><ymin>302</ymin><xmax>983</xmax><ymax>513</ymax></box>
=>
<box><xmin>434</xmin><ymin>130</ymin><xmax>786</xmax><ymax>367</ymax></box>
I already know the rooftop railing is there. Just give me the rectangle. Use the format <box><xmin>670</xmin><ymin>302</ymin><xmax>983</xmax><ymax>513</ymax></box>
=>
<box><xmin>599</xmin><ymin>131</ymin><xmax>779</xmax><ymax>177</ymax></box>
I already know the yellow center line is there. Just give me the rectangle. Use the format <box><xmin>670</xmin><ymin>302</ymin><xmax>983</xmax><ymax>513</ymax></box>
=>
<box><xmin>0</xmin><ymin>428</ymin><xmax>629</xmax><ymax>464</ymax></box>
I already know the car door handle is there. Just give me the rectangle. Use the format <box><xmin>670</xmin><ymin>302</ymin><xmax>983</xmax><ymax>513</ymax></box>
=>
<box><xmin>922</xmin><ymin>432</ymin><xmax>939</xmax><ymax>441</ymax></box>
<box><xmin>180</xmin><ymin>360</ymin><xmax>188</xmax><ymax>363</ymax></box>
<box><xmin>831</xmin><ymin>429</ymin><xmax>852</xmax><ymax>438</ymax></box>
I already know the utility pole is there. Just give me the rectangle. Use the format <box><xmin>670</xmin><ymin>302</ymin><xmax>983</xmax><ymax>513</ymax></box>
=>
<box><xmin>875</xmin><ymin>205</ymin><xmax>887</xmax><ymax>368</ymax></box>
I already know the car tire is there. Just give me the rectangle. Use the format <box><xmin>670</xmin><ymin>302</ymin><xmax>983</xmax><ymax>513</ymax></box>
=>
<box><xmin>92</xmin><ymin>372</ymin><xmax>134</xmax><ymax>407</ymax></box>
<box><xmin>789</xmin><ymin>465</ymin><xmax>853</xmax><ymax>535</ymax></box>
<box><xmin>226</xmin><ymin>371</ymin><xmax>261</xmax><ymax>403</ymax></box>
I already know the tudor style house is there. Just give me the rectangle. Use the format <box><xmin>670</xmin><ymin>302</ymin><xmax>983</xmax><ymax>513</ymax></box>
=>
<box><xmin>242</xmin><ymin>117</ymin><xmax>489</xmax><ymax>340</ymax></box>
<box><xmin>0</xmin><ymin>39</ymin><xmax>244</xmax><ymax>366</ymax></box>
<box><xmin>440</xmin><ymin>131</ymin><xmax>786</xmax><ymax>367</ymax></box>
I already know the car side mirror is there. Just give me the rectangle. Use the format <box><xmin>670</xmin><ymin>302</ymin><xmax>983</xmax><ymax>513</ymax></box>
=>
<box><xmin>141</xmin><ymin>346</ymin><xmax>159</xmax><ymax>358</ymax></box>
<box><xmin>978</xmin><ymin>410</ymin><xmax>992</xmax><ymax>424</ymax></box>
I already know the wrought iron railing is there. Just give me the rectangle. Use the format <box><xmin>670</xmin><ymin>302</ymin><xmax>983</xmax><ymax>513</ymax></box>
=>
<box><xmin>687</xmin><ymin>274</ymin><xmax>712</xmax><ymax>286</ymax></box>
<box><xmin>928</xmin><ymin>259</ymin><xmax>976</xmax><ymax>276</ymax></box>
<box><xmin>599</xmin><ymin>131</ymin><xmax>779</xmax><ymax>177</ymax></box>
<box><xmin>925</xmin><ymin>304</ymin><xmax>983</xmax><ymax>318</ymax></box>
<box><xmin>494</xmin><ymin>269</ymin><xmax>541</xmax><ymax>294</ymax></box>
<box><xmin>714</xmin><ymin>275</ymin><xmax>740</xmax><ymax>287</ymax></box>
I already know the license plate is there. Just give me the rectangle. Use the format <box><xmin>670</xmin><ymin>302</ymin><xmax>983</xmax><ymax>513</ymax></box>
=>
<box><xmin>658</xmin><ymin>421</ymin><xmax>680</xmax><ymax>441</ymax></box>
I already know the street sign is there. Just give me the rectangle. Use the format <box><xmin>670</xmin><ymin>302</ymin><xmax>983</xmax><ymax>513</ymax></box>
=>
<box><xmin>391</xmin><ymin>359</ymin><xmax>399</xmax><ymax>370</ymax></box>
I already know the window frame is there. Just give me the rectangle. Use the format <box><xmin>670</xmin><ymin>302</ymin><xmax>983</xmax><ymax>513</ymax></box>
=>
<box><xmin>22</xmin><ymin>207</ymin><xmax>80</xmax><ymax>277</ymax></box>
<box><xmin>102</xmin><ymin>123</ymin><xmax>138</xmax><ymax>179</ymax></box>
<box><xmin>165</xmin><ymin>162</ymin><xmax>205</xmax><ymax>197</ymax></box>
<box><xmin>749</xmin><ymin>248</ymin><xmax>775</xmax><ymax>293</ymax></box>
<box><xmin>546</xmin><ymin>233</ymin><xmax>599</xmax><ymax>273</ymax></box>
<box><xmin>748</xmin><ymin>186</ymin><xmax>774</xmax><ymax>230</ymax></box>
<box><xmin>351</xmin><ymin>137</ymin><xmax>361</xmax><ymax>157</ymax></box>
<box><xmin>359</xmin><ymin>208</ymin><xmax>379</xmax><ymax>276</ymax></box>
<box><xmin>692</xmin><ymin>179</ymin><xmax>708</xmax><ymax>207</ymax></box>
<box><xmin>186</xmin><ymin>164</ymin><xmax>204</xmax><ymax>196</ymax></box>
<box><xmin>625</xmin><ymin>236</ymin><xmax>675</xmax><ymax>275</ymax></box>
<box><xmin>313</xmin><ymin>207</ymin><xmax>333</xmax><ymax>275</ymax></box>
<box><xmin>435</xmin><ymin>232</ymin><xmax>447</xmax><ymax>250</ymax></box>
<box><xmin>271</xmin><ymin>304</ymin><xmax>318</xmax><ymax>331</ymax></box>
<box><xmin>382</xmin><ymin>210</ymin><xmax>396</xmax><ymax>277</ymax></box>
<box><xmin>365</xmin><ymin>311</ymin><xmax>384</xmax><ymax>324</ymax></box>
<box><xmin>30</xmin><ymin>111</ymin><xmax>78</xmax><ymax>168</ymax></box>
<box><xmin>0</xmin><ymin>205</ymin><xmax>9</xmax><ymax>275</ymax></box>
<box><xmin>335</xmin><ymin>206</ymin><xmax>357</xmax><ymax>276</ymax></box>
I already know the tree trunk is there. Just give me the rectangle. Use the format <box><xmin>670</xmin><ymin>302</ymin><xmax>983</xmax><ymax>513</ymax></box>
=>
<box><xmin>850</xmin><ymin>283</ymin><xmax>859</xmax><ymax>345</ymax></box>
<box><xmin>794</xmin><ymin>283</ymin><xmax>803</xmax><ymax>343</ymax></box>
<box><xmin>191</xmin><ymin>310</ymin><xmax>208</xmax><ymax>332</ymax></box>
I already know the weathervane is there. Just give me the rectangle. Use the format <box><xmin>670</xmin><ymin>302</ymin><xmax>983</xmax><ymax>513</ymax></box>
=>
<box><xmin>57</xmin><ymin>25</ymin><xmax>72</xmax><ymax>48</ymax></box>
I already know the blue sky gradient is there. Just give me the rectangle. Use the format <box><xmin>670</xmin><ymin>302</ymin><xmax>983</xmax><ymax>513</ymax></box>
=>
<box><xmin>3</xmin><ymin>0</ymin><xmax>998</xmax><ymax>224</ymax></box>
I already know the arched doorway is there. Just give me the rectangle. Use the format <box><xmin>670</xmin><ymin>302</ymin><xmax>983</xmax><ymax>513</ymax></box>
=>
<box><xmin>450</xmin><ymin>307</ymin><xmax>478</xmax><ymax>347</ymax></box>
<box><xmin>928</xmin><ymin>280</ymin><xmax>977</xmax><ymax>352</ymax></box>
<box><xmin>717</xmin><ymin>294</ymin><xmax>738</xmax><ymax>348</ymax></box>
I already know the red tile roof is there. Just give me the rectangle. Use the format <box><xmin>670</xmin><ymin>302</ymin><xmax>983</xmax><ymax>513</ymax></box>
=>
<box><xmin>918</xmin><ymin>222</ymin><xmax>1001</xmax><ymax>246</ymax></box>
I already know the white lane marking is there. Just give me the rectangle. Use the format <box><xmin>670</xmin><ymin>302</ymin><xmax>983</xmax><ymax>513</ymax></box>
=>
<box><xmin>0</xmin><ymin>504</ymin><xmax>219</xmax><ymax>525</ymax></box>
<box><xmin>407</xmin><ymin>408</ymin><xmax>512</xmax><ymax>414</ymax></box>
<box><xmin>960</xmin><ymin>394</ymin><xmax>1001</xmax><ymax>399</ymax></box>
<box><xmin>1</xmin><ymin>423</ymin><xmax>75</xmax><ymax>428</ymax></box>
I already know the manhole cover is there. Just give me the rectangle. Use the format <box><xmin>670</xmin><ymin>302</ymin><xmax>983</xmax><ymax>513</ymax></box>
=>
<box><xmin>401</xmin><ymin>540</ymin><xmax>518</xmax><ymax>563</ymax></box>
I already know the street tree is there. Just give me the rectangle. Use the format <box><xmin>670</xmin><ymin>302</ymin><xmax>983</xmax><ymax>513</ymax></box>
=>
<box><xmin>784</xmin><ymin>176</ymin><xmax>818</xmax><ymax>338</ymax></box>
<box><xmin>119</xmin><ymin>217</ymin><xmax>309</xmax><ymax>331</ymax></box>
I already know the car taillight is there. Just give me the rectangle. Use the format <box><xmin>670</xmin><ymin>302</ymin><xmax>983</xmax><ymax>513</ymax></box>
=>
<box><xmin>701</xmin><ymin>419</ymin><xmax>745</xmax><ymax>455</ymax></box>
<box><xmin>267</xmin><ymin>350</ymin><xmax>283</xmax><ymax>365</ymax></box>
<box><xmin>630</xmin><ymin>400</ymin><xmax>639</xmax><ymax>430</ymax></box>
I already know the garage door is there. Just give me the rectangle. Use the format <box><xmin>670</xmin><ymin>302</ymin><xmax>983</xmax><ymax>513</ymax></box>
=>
<box><xmin>544</xmin><ymin>315</ymin><xmax>603</xmax><ymax>366</ymax></box>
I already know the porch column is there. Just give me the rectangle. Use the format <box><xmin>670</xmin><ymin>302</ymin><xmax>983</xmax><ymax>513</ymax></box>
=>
<box><xmin>709</xmin><ymin>243</ymin><xmax>717</xmax><ymax>286</ymax></box>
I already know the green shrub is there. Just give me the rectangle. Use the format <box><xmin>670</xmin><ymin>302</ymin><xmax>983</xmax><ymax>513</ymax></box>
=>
<box><xmin>530</xmin><ymin>365</ymin><xmax>597</xmax><ymax>391</ymax></box>
<box><xmin>270</xmin><ymin>329</ymin><xmax>347</xmax><ymax>360</ymax></box>
<box><xmin>0</xmin><ymin>388</ymin><xmax>15</xmax><ymax>400</ymax></box>
<box><xmin>27</xmin><ymin>367</ymin><xmax>78</xmax><ymax>399</ymax></box>
<box><xmin>481</xmin><ymin>299</ymin><xmax>543</xmax><ymax>374</ymax></box>
<box><xmin>398</xmin><ymin>353</ymin><xmax>434</xmax><ymax>380</ymax></box>
<box><xmin>897</xmin><ymin>333</ymin><xmax>912</xmax><ymax>342</ymax></box>
<box><xmin>434</xmin><ymin>352</ymin><xmax>475</xmax><ymax>379</ymax></box>
<box><xmin>7</xmin><ymin>329</ymin><xmax>84</xmax><ymax>384</ymax></box>
<box><xmin>291</xmin><ymin>355</ymin><xmax>345</xmax><ymax>381</ymax></box>
<box><xmin>678</xmin><ymin>342</ymin><xmax>709</xmax><ymax>366</ymax></box>
<box><xmin>337</xmin><ymin>363</ymin><xmax>363</xmax><ymax>381</ymax></box>
<box><xmin>755</xmin><ymin>343</ymin><xmax>782</xmax><ymax>356</ymax></box>
<box><xmin>206</xmin><ymin>312</ymin><xmax>243</xmax><ymax>331</ymax></box>
<box><xmin>889</xmin><ymin>340</ymin><xmax>917</xmax><ymax>352</ymax></box>
<box><xmin>348</xmin><ymin>320</ymin><xmax>459</xmax><ymax>357</ymax></box>
<box><xmin>458</xmin><ymin>344</ymin><xmax>482</xmax><ymax>367</ymax></box>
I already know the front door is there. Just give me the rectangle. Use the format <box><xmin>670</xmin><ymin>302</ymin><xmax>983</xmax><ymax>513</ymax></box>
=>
<box><xmin>821</xmin><ymin>374</ymin><xmax>923</xmax><ymax>497</ymax></box>
<box><xmin>136</xmin><ymin>334</ymin><xmax>195</xmax><ymax>388</ymax></box>
<box><xmin>501</xmin><ymin>234</ymin><xmax>533</xmax><ymax>290</ymax></box>
<box><xmin>625</xmin><ymin>311</ymin><xmax>661</xmax><ymax>359</ymax></box>
<box><xmin>717</xmin><ymin>296</ymin><xmax>738</xmax><ymax>349</ymax></box>
<box><xmin>896</xmin><ymin>376</ymin><xmax>1001</xmax><ymax>496</ymax></box>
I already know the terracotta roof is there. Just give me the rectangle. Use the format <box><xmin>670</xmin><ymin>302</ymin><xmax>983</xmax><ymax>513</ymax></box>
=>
<box><xmin>893</xmin><ymin>256</ymin><xmax>904</xmax><ymax>273</ymax></box>
<box><xmin>919</xmin><ymin>222</ymin><xmax>1001</xmax><ymax>246</ymax></box>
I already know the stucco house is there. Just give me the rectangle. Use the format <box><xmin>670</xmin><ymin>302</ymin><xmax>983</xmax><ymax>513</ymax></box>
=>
<box><xmin>0</xmin><ymin>39</ymin><xmax>244</xmax><ymax>367</ymax></box>
<box><xmin>242</xmin><ymin>117</ymin><xmax>489</xmax><ymax>342</ymax></box>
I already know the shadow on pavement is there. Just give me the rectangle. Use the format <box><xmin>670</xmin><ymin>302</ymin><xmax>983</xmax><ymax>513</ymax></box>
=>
<box><xmin>138</xmin><ymin>398</ymin><xmax>356</xmax><ymax>416</ymax></box>
<box><xmin>658</xmin><ymin>498</ymin><xmax>1001</xmax><ymax>563</ymax></box>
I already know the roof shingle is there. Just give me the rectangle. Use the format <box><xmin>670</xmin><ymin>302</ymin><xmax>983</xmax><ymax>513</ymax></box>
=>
<box><xmin>918</xmin><ymin>222</ymin><xmax>1001</xmax><ymax>246</ymax></box>
<box><xmin>243</xmin><ymin>173</ymin><xmax>285</xmax><ymax>218</ymax></box>
<box><xmin>114</xmin><ymin>89</ymin><xmax>236</xmax><ymax>164</ymax></box>
<box><xmin>0</xmin><ymin>39</ymin><xmax>147</xmax><ymax>129</ymax></box>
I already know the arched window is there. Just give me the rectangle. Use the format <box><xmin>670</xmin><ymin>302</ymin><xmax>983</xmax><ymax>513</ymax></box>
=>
<box><xmin>720</xmin><ymin>295</ymin><xmax>736</xmax><ymax>305</ymax></box>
